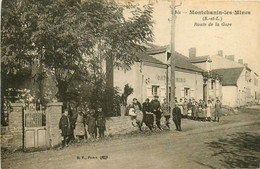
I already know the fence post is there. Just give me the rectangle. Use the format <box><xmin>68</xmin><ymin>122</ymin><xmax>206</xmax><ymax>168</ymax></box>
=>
<box><xmin>8</xmin><ymin>103</ymin><xmax>24</xmax><ymax>151</ymax></box>
<box><xmin>46</xmin><ymin>102</ymin><xmax>63</xmax><ymax>148</ymax></box>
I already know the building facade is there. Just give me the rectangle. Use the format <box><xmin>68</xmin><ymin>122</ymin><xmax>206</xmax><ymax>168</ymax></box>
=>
<box><xmin>188</xmin><ymin>48</ymin><xmax>260</xmax><ymax>107</ymax></box>
<box><xmin>114</xmin><ymin>45</ymin><xmax>222</xmax><ymax>104</ymax></box>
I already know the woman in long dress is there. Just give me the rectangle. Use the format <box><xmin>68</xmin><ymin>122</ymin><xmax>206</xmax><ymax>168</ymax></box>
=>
<box><xmin>142</xmin><ymin>98</ymin><xmax>154</xmax><ymax>130</ymax></box>
<box><xmin>183</xmin><ymin>99</ymin><xmax>188</xmax><ymax>118</ymax></box>
<box><xmin>206</xmin><ymin>100</ymin><xmax>212</xmax><ymax>121</ymax></box>
<box><xmin>74</xmin><ymin>111</ymin><xmax>87</xmax><ymax>142</ymax></box>
<box><xmin>178</xmin><ymin>98</ymin><xmax>184</xmax><ymax>117</ymax></box>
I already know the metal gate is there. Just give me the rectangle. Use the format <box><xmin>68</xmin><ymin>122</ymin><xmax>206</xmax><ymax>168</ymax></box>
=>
<box><xmin>24</xmin><ymin>108</ymin><xmax>47</xmax><ymax>148</ymax></box>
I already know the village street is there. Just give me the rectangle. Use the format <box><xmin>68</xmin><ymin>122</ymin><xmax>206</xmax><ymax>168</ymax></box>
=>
<box><xmin>2</xmin><ymin>107</ymin><xmax>260</xmax><ymax>169</ymax></box>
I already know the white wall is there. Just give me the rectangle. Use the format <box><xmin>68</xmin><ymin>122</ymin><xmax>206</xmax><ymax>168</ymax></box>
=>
<box><xmin>114</xmin><ymin>62</ymin><xmax>204</xmax><ymax>104</ymax></box>
<box><xmin>222</xmin><ymin>86</ymin><xmax>238</xmax><ymax>107</ymax></box>
<box><xmin>236</xmin><ymin>68</ymin><xmax>250</xmax><ymax>105</ymax></box>
<box><xmin>210</xmin><ymin>55</ymin><xmax>243</xmax><ymax>70</ymax></box>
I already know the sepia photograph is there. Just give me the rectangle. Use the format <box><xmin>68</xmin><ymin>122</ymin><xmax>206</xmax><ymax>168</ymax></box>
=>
<box><xmin>1</xmin><ymin>0</ymin><xmax>260</xmax><ymax>168</ymax></box>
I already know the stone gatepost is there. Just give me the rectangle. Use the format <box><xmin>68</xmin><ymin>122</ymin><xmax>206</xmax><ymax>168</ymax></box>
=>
<box><xmin>7</xmin><ymin>103</ymin><xmax>24</xmax><ymax>150</ymax></box>
<box><xmin>46</xmin><ymin>102</ymin><xmax>63</xmax><ymax>148</ymax></box>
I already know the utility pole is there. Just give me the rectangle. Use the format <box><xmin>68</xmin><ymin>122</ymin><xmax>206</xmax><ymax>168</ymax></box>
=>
<box><xmin>170</xmin><ymin>0</ymin><xmax>181</xmax><ymax>110</ymax></box>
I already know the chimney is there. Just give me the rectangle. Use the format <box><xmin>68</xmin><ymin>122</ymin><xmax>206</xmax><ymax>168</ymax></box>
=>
<box><xmin>217</xmin><ymin>50</ymin><xmax>223</xmax><ymax>57</ymax></box>
<box><xmin>225</xmin><ymin>55</ymin><xmax>235</xmax><ymax>61</ymax></box>
<box><xmin>189</xmin><ymin>48</ymin><xmax>196</xmax><ymax>57</ymax></box>
<box><xmin>238</xmin><ymin>59</ymin><xmax>243</xmax><ymax>64</ymax></box>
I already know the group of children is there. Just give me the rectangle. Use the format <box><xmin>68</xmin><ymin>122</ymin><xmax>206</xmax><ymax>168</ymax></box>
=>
<box><xmin>178</xmin><ymin>97</ymin><xmax>222</xmax><ymax>122</ymax></box>
<box><xmin>59</xmin><ymin>106</ymin><xmax>106</xmax><ymax>148</ymax></box>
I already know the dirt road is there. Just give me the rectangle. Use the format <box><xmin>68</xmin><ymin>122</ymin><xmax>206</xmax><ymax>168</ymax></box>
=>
<box><xmin>2</xmin><ymin>107</ymin><xmax>260</xmax><ymax>169</ymax></box>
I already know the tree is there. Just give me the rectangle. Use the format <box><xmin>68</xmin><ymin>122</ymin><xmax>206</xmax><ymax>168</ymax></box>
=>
<box><xmin>83</xmin><ymin>1</ymin><xmax>154</xmax><ymax>114</ymax></box>
<box><xmin>1</xmin><ymin>0</ymin><xmax>154</xmax><ymax>115</ymax></box>
<box><xmin>121</xmin><ymin>84</ymin><xmax>134</xmax><ymax>106</ymax></box>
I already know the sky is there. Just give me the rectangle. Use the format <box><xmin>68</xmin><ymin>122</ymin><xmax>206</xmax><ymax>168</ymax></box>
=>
<box><xmin>124</xmin><ymin>0</ymin><xmax>260</xmax><ymax>74</ymax></box>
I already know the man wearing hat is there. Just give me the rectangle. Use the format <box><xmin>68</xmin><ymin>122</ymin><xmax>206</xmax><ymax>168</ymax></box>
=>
<box><xmin>172</xmin><ymin>100</ymin><xmax>182</xmax><ymax>131</ymax></box>
<box><xmin>151</xmin><ymin>95</ymin><xmax>162</xmax><ymax>130</ymax></box>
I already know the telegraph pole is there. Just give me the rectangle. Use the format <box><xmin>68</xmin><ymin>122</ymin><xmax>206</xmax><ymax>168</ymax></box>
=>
<box><xmin>170</xmin><ymin>0</ymin><xmax>181</xmax><ymax>110</ymax></box>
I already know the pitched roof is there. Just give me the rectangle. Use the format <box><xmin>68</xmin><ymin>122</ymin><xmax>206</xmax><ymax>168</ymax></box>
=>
<box><xmin>146</xmin><ymin>45</ymin><xmax>168</xmax><ymax>55</ymax></box>
<box><xmin>212</xmin><ymin>67</ymin><xmax>244</xmax><ymax>86</ymax></box>
<box><xmin>173</xmin><ymin>52</ymin><xmax>205</xmax><ymax>72</ymax></box>
<box><xmin>137</xmin><ymin>52</ymin><xmax>166</xmax><ymax>65</ymax></box>
<box><xmin>139</xmin><ymin>44</ymin><xmax>205</xmax><ymax>72</ymax></box>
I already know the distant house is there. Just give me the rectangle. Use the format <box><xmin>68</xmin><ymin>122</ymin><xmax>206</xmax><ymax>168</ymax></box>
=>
<box><xmin>212</xmin><ymin>67</ymin><xmax>248</xmax><ymax>107</ymax></box>
<box><xmin>187</xmin><ymin>48</ymin><xmax>260</xmax><ymax>107</ymax></box>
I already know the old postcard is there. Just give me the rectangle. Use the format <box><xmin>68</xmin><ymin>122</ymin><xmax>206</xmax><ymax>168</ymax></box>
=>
<box><xmin>1</xmin><ymin>0</ymin><xmax>260</xmax><ymax>169</ymax></box>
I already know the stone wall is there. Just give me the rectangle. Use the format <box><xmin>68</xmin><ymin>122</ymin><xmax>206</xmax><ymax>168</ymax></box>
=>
<box><xmin>1</xmin><ymin>102</ymin><xmax>139</xmax><ymax>151</ymax></box>
<box><xmin>105</xmin><ymin>116</ymin><xmax>137</xmax><ymax>136</ymax></box>
<box><xmin>1</xmin><ymin>103</ymin><xmax>24</xmax><ymax>151</ymax></box>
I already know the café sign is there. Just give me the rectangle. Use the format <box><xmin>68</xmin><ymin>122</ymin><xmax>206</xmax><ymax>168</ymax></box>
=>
<box><xmin>156</xmin><ymin>75</ymin><xmax>186</xmax><ymax>83</ymax></box>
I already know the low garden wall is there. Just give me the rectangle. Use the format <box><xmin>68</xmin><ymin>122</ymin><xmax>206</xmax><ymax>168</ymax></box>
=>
<box><xmin>105</xmin><ymin>116</ymin><xmax>136</xmax><ymax>136</ymax></box>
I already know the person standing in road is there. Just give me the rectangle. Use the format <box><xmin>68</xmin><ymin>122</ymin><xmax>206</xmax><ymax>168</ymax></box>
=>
<box><xmin>151</xmin><ymin>95</ymin><xmax>162</xmax><ymax>130</ymax></box>
<box><xmin>178</xmin><ymin>98</ymin><xmax>184</xmax><ymax>116</ymax></box>
<box><xmin>142</xmin><ymin>98</ymin><xmax>154</xmax><ymax>131</ymax></box>
<box><xmin>161</xmin><ymin>98</ymin><xmax>171</xmax><ymax>129</ymax></box>
<box><xmin>96</xmin><ymin>106</ymin><xmax>106</xmax><ymax>139</ymax></box>
<box><xmin>206</xmin><ymin>100</ymin><xmax>212</xmax><ymax>121</ymax></box>
<box><xmin>215</xmin><ymin>99</ymin><xmax>222</xmax><ymax>122</ymax></box>
<box><xmin>83</xmin><ymin>107</ymin><xmax>90</xmax><ymax>140</ymax></box>
<box><xmin>211</xmin><ymin>98</ymin><xmax>216</xmax><ymax>120</ymax></box>
<box><xmin>74</xmin><ymin>110</ymin><xmax>87</xmax><ymax>143</ymax></box>
<box><xmin>187</xmin><ymin>99</ymin><xmax>193</xmax><ymax>119</ymax></box>
<box><xmin>59</xmin><ymin>109</ymin><xmax>73</xmax><ymax>147</ymax></box>
<box><xmin>87</xmin><ymin>109</ymin><xmax>97</xmax><ymax>140</ymax></box>
<box><xmin>202</xmin><ymin>100</ymin><xmax>207</xmax><ymax>121</ymax></box>
<box><xmin>193</xmin><ymin>101</ymin><xmax>199</xmax><ymax>120</ymax></box>
<box><xmin>172</xmin><ymin>100</ymin><xmax>182</xmax><ymax>131</ymax></box>
<box><xmin>183</xmin><ymin>98</ymin><xmax>188</xmax><ymax>118</ymax></box>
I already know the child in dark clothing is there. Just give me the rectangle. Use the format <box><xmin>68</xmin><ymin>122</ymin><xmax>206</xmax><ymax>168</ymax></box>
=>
<box><xmin>59</xmin><ymin>109</ymin><xmax>72</xmax><ymax>147</ymax></box>
<box><xmin>87</xmin><ymin>109</ymin><xmax>97</xmax><ymax>139</ymax></box>
<box><xmin>96</xmin><ymin>107</ymin><xmax>106</xmax><ymax>139</ymax></box>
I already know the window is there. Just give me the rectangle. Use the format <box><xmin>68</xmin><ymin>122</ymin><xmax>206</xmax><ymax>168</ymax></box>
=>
<box><xmin>152</xmin><ymin>85</ymin><xmax>160</xmax><ymax>96</ymax></box>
